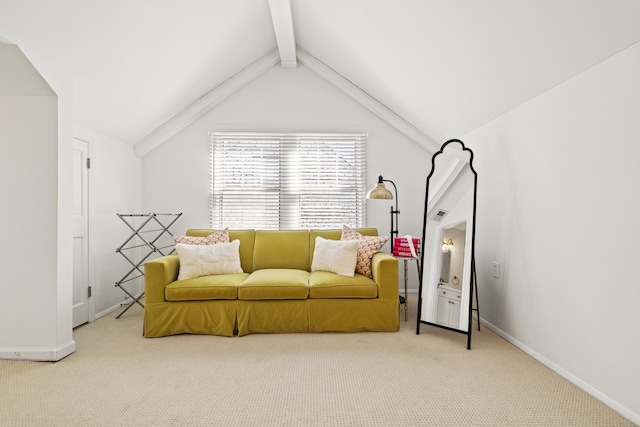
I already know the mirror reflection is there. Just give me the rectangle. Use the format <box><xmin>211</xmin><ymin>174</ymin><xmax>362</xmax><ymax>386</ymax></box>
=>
<box><xmin>435</xmin><ymin>222</ymin><xmax>466</xmax><ymax>328</ymax></box>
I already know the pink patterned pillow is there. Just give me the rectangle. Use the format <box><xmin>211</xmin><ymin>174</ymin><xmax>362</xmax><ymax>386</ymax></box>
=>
<box><xmin>174</xmin><ymin>228</ymin><xmax>230</xmax><ymax>245</ymax></box>
<box><xmin>341</xmin><ymin>225</ymin><xmax>390</xmax><ymax>278</ymax></box>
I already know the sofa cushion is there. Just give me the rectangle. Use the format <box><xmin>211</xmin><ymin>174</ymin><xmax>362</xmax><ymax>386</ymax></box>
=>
<box><xmin>252</xmin><ymin>230</ymin><xmax>310</xmax><ymax>271</ymax></box>
<box><xmin>238</xmin><ymin>269</ymin><xmax>309</xmax><ymax>300</ymax></box>
<box><xmin>308</xmin><ymin>271</ymin><xmax>378</xmax><ymax>299</ymax></box>
<box><xmin>165</xmin><ymin>273</ymin><xmax>249</xmax><ymax>301</ymax></box>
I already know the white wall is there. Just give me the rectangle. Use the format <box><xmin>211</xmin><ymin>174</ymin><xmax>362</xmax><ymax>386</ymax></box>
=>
<box><xmin>74</xmin><ymin>126</ymin><xmax>142</xmax><ymax>318</ymax></box>
<box><xmin>465</xmin><ymin>42</ymin><xmax>640</xmax><ymax>422</ymax></box>
<box><xmin>0</xmin><ymin>43</ymin><xmax>74</xmax><ymax>361</ymax></box>
<box><xmin>141</xmin><ymin>64</ymin><xmax>431</xmax><ymax>288</ymax></box>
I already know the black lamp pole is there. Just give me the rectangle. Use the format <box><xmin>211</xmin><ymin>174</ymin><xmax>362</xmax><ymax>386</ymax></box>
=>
<box><xmin>381</xmin><ymin>177</ymin><xmax>399</xmax><ymax>242</ymax></box>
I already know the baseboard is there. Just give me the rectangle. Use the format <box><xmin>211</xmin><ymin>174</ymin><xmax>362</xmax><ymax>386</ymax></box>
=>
<box><xmin>94</xmin><ymin>299</ymin><xmax>137</xmax><ymax>320</ymax></box>
<box><xmin>0</xmin><ymin>339</ymin><xmax>76</xmax><ymax>362</ymax></box>
<box><xmin>480</xmin><ymin>317</ymin><xmax>640</xmax><ymax>426</ymax></box>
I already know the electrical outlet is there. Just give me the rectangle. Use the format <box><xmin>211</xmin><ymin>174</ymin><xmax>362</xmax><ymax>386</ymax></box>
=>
<box><xmin>492</xmin><ymin>261</ymin><xmax>501</xmax><ymax>279</ymax></box>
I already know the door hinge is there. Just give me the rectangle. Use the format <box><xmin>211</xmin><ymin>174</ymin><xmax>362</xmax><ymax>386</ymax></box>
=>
<box><xmin>87</xmin><ymin>286</ymin><xmax>92</xmax><ymax>298</ymax></box>
<box><xmin>86</xmin><ymin>157</ymin><xmax>91</xmax><ymax>169</ymax></box>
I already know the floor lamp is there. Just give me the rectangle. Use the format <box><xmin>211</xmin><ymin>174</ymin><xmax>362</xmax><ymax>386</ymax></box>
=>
<box><xmin>366</xmin><ymin>175</ymin><xmax>399</xmax><ymax>242</ymax></box>
<box><xmin>367</xmin><ymin>175</ymin><xmax>407</xmax><ymax>312</ymax></box>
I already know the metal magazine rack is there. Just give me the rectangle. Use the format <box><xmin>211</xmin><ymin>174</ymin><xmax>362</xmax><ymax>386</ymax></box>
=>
<box><xmin>115</xmin><ymin>213</ymin><xmax>182</xmax><ymax>319</ymax></box>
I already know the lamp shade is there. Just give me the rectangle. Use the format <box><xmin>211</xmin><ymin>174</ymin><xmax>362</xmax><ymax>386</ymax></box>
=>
<box><xmin>366</xmin><ymin>176</ymin><xmax>393</xmax><ymax>200</ymax></box>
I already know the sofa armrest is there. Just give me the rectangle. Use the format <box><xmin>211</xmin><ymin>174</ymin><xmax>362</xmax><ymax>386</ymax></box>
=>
<box><xmin>371</xmin><ymin>252</ymin><xmax>399</xmax><ymax>300</ymax></box>
<box><xmin>144</xmin><ymin>254</ymin><xmax>180</xmax><ymax>304</ymax></box>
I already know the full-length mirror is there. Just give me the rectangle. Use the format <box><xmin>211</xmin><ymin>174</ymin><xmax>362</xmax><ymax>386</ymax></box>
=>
<box><xmin>416</xmin><ymin>139</ymin><xmax>477</xmax><ymax>349</ymax></box>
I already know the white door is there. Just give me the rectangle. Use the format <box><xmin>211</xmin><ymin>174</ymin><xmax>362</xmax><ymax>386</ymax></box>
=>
<box><xmin>72</xmin><ymin>138</ymin><xmax>90</xmax><ymax>328</ymax></box>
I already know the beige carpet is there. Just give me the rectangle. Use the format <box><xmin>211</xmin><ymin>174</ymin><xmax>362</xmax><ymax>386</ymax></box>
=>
<box><xmin>1</xmin><ymin>295</ymin><xmax>635</xmax><ymax>427</ymax></box>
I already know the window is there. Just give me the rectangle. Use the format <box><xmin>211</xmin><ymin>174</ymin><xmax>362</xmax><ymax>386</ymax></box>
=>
<box><xmin>210</xmin><ymin>132</ymin><xmax>367</xmax><ymax>230</ymax></box>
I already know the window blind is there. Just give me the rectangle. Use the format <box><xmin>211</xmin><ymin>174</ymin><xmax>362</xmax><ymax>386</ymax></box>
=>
<box><xmin>210</xmin><ymin>132</ymin><xmax>367</xmax><ymax>230</ymax></box>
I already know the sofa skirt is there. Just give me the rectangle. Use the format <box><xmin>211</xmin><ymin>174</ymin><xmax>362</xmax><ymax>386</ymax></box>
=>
<box><xmin>144</xmin><ymin>300</ymin><xmax>237</xmax><ymax>338</ymax></box>
<box><xmin>237</xmin><ymin>299</ymin><xmax>309</xmax><ymax>336</ymax></box>
<box><xmin>144</xmin><ymin>297</ymin><xmax>399</xmax><ymax>337</ymax></box>
<box><xmin>308</xmin><ymin>298</ymin><xmax>398</xmax><ymax>333</ymax></box>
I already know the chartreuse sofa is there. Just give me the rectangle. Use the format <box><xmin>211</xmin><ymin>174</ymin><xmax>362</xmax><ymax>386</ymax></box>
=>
<box><xmin>143</xmin><ymin>228</ymin><xmax>399</xmax><ymax>337</ymax></box>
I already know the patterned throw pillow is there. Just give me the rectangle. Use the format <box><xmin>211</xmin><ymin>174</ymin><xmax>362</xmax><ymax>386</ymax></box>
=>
<box><xmin>174</xmin><ymin>228</ymin><xmax>230</xmax><ymax>245</ymax></box>
<box><xmin>341</xmin><ymin>225</ymin><xmax>390</xmax><ymax>278</ymax></box>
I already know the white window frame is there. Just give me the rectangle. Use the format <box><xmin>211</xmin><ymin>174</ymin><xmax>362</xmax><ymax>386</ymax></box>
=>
<box><xmin>210</xmin><ymin>132</ymin><xmax>367</xmax><ymax>230</ymax></box>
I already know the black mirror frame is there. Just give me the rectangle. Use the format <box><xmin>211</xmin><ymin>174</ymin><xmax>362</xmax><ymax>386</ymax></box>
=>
<box><xmin>415</xmin><ymin>139</ymin><xmax>478</xmax><ymax>350</ymax></box>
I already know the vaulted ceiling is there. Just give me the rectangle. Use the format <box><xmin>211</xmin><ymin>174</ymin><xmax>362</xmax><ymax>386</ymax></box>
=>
<box><xmin>2</xmin><ymin>0</ymin><xmax>640</xmax><ymax>150</ymax></box>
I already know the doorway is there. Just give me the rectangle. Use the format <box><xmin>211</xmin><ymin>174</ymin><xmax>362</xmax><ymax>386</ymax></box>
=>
<box><xmin>72</xmin><ymin>138</ymin><xmax>90</xmax><ymax>327</ymax></box>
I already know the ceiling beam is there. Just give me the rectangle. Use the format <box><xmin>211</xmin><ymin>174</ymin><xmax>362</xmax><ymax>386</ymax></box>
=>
<box><xmin>297</xmin><ymin>48</ymin><xmax>440</xmax><ymax>153</ymax></box>
<box><xmin>133</xmin><ymin>49</ymin><xmax>280</xmax><ymax>157</ymax></box>
<box><xmin>268</xmin><ymin>0</ymin><xmax>297</xmax><ymax>68</ymax></box>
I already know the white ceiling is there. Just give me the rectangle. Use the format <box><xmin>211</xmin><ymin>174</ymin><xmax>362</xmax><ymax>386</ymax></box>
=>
<box><xmin>2</xmin><ymin>0</ymin><xmax>640</xmax><ymax>147</ymax></box>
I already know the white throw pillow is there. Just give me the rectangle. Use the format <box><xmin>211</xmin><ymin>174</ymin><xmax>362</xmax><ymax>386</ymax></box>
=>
<box><xmin>311</xmin><ymin>236</ymin><xmax>359</xmax><ymax>277</ymax></box>
<box><xmin>176</xmin><ymin>240</ymin><xmax>243</xmax><ymax>281</ymax></box>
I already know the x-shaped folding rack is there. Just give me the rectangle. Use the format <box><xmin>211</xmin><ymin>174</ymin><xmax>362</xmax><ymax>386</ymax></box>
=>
<box><xmin>115</xmin><ymin>213</ymin><xmax>182</xmax><ymax>319</ymax></box>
